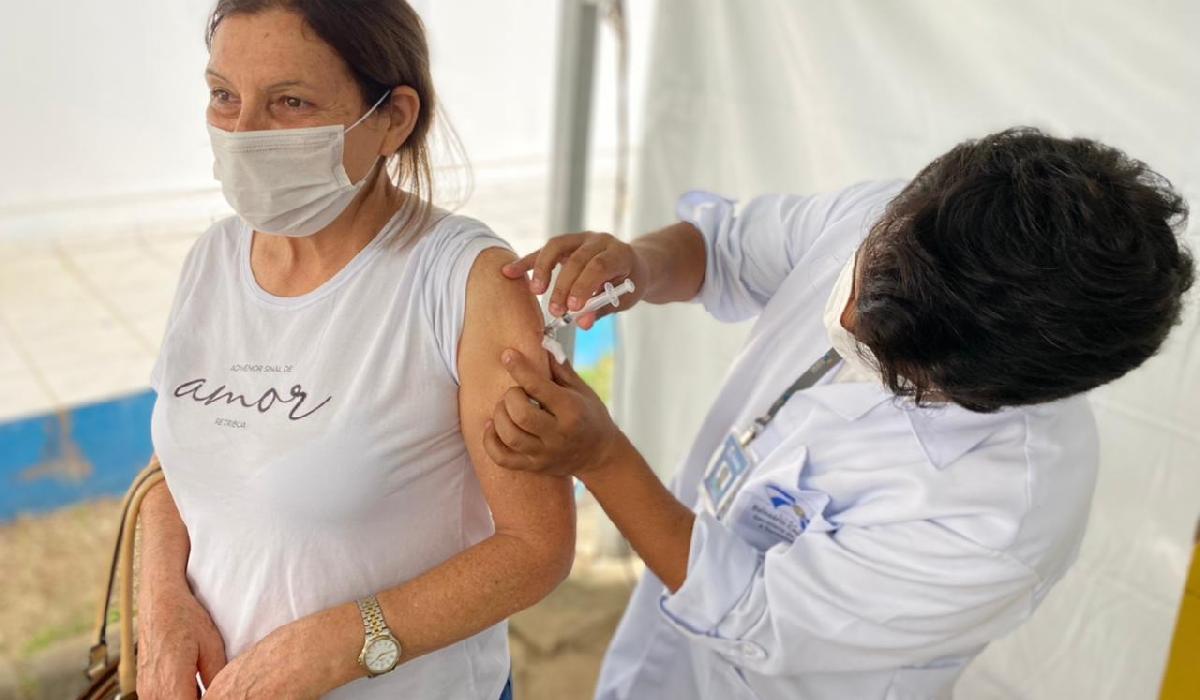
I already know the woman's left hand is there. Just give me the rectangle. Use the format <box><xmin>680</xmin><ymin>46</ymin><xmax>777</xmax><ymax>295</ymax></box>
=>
<box><xmin>201</xmin><ymin>614</ymin><xmax>345</xmax><ymax>700</ymax></box>
<box><xmin>483</xmin><ymin>348</ymin><xmax>626</xmax><ymax>478</ymax></box>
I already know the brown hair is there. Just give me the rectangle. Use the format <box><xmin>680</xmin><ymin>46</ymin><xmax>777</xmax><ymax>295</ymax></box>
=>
<box><xmin>205</xmin><ymin>0</ymin><xmax>443</xmax><ymax>241</ymax></box>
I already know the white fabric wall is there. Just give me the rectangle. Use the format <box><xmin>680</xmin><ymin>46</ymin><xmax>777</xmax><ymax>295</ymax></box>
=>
<box><xmin>0</xmin><ymin>0</ymin><xmax>563</xmax><ymax>207</ymax></box>
<box><xmin>615</xmin><ymin>1</ymin><xmax>1199</xmax><ymax>697</ymax></box>
<box><xmin>0</xmin><ymin>1</ymin><xmax>216</xmax><ymax>216</ymax></box>
<box><xmin>0</xmin><ymin>0</ymin><xmax>651</xmax><ymax>238</ymax></box>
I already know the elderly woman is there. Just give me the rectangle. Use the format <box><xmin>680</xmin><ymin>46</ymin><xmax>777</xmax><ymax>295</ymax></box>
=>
<box><xmin>137</xmin><ymin>1</ymin><xmax>573</xmax><ymax>698</ymax></box>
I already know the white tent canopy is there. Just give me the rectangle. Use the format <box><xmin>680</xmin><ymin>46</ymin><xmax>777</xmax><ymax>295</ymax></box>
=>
<box><xmin>615</xmin><ymin>1</ymin><xmax>1199</xmax><ymax>697</ymax></box>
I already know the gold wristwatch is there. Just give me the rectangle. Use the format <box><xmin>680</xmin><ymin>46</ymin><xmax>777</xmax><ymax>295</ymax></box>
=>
<box><xmin>355</xmin><ymin>595</ymin><xmax>402</xmax><ymax>677</ymax></box>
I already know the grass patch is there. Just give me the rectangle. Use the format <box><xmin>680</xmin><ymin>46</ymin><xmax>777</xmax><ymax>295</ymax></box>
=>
<box><xmin>577</xmin><ymin>353</ymin><xmax>614</xmax><ymax>405</ymax></box>
<box><xmin>20</xmin><ymin>612</ymin><xmax>94</xmax><ymax>658</ymax></box>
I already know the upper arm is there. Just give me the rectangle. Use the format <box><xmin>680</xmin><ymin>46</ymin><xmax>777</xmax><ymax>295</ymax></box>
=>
<box><xmin>683</xmin><ymin>180</ymin><xmax>906</xmax><ymax>322</ymax></box>
<box><xmin>456</xmin><ymin>247</ymin><xmax>576</xmax><ymax>565</ymax></box>
<box><xmin>680</xmin><ymin>191</ymin><xmax>796</xmax><ymax>322</ymax></box>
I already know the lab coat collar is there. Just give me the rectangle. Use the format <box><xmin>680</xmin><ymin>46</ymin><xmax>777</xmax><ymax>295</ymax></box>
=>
<box><xmin>903</xmin><ymin>403</ymin><xmax>1016</xmax><ymax>469</ymax></box>
<box><xmin>801</xmin><ymin>381</ymin><xmax>1013</xmax><ymax>469</ymax></box>
<box><xmin>800</xmin><ymin>381</ymin><xmax>894</xmax><ymax>421</ymax></box>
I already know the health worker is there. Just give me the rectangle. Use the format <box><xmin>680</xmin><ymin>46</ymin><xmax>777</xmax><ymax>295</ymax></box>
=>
<box><xmin>485</xmin><ymin>128</ymin><xmax>1195</xmax><ymax>700</ymax></box>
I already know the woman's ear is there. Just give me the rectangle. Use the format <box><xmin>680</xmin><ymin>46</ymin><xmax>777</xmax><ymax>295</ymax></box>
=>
<box><xmin>379</xmin><ymin>86</ymin><xmax>421</xmax><ymax>156</ymax></box>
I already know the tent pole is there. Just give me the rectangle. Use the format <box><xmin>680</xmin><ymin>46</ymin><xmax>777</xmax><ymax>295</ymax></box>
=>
<box><xmin>547</xmin><ymin>0</ymin><xmax>599</xmax><ymax>367</ymax></box>
<box><xmin>548</xmin><ymin>0</ymin><xmax>631</xmax><ymax>559</ymax></box>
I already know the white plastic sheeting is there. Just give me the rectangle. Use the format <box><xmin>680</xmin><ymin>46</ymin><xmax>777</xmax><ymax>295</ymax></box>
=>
<box><xmin>614</xmin><ymin>1</ymin><xmax>1199</xmax><ymax>697</ymax></box>
<box><xmin>0</xmin><ymin>0</ymin><xmax>641</xmax><ymax>240</ymax></box>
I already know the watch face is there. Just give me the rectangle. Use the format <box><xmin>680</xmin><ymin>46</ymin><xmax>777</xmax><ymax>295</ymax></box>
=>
<box><xmin>364</xmin><ymin>637</ymin><xmax>400</xmax><ymax>673</ymax></box>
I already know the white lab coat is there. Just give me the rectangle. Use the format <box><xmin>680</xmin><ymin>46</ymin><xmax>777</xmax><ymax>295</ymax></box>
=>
<box><xmin>594</xmin><ymin>181</ymin><xmax>1099</xmax><ymax>700</ymax></box>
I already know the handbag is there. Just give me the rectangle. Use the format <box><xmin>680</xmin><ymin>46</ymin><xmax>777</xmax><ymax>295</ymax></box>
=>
<box><xmin>77</xmin><ymin>455</ymin><xmax>165</xmax><ymax>700</ymax></box>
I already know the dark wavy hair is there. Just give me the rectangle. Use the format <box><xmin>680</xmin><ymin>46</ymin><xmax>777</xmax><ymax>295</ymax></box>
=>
<box><xmin>853</xmin><ymin>127</ymin><xmax>1194</xmax><ymax>412</ymax></box>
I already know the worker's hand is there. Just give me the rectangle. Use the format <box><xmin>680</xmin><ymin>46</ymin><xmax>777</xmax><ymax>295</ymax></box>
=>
<box><xmin>501</xmin><ymin>232</ymin><xmax>648</xmax><ymax>329</ymax></box>
<box><xmin>483</xmin><ymin>348</ymin><xmax>625</xmax><ymax>478</ymax></box>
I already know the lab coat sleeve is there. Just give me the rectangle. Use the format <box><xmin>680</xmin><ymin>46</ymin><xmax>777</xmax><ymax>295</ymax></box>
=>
<box><xmin>658</xmin><ymin>510</ymin><xmax>1039</xmax><ymax>675</ymax></box>
<box><xmin>677</xmin><ymin>180</ymin><xmax>906</xmax><ymax>323</ymax></box>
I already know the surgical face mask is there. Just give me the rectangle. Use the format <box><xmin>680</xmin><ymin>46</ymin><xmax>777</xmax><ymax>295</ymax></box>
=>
<box><xmin>823</xmin><ymin>249</ymin><xmax>881</xmax><ymax>381</ymax></box>
<box><xmin>207</xmin><ymin>90</ymin><xmax>391</xmax><ymax>237</ymax></box>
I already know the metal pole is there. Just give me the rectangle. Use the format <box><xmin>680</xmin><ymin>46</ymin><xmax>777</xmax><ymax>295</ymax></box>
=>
<box><xmin>548</xmin><ymin>0</ymin><xmax>631</xmax><ymax>559</ymax></box>
<box><xmin>546</xmin><ymin>0</ymin><xmax>600</xmax><ymax>362</ymax></box>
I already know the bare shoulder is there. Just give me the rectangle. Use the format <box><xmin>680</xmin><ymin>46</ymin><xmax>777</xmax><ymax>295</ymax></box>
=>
<box><xmin>459</xmin><ymin>246</ymin><xmax>549</xmax><ymax>385</ymax></box>
<box><xmin>456</xmin><ymin>247</ymin><xmax>575</xmax><ymax>560</ymax></box>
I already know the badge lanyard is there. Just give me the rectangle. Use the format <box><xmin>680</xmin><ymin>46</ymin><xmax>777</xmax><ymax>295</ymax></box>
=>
<box><xmin>703</xmin><ymin>347</ymin><xmax>841</xmax><ymax>518</ymax></box>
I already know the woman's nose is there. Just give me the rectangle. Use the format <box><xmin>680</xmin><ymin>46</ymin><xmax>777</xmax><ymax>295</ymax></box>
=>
<box><xmin>232</xmin><ymin>101</ymin><xmax>270</xmax><ymax>132</ymax></box>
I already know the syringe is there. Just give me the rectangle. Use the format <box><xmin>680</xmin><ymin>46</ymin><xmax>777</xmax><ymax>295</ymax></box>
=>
<box><xmin>544</xmin><ymin>279</ymin><xmax>636</xmax><ymax>332</ymax></box>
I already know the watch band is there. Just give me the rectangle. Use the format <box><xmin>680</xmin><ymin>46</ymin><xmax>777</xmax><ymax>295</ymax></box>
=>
<box><xmin>356</xmin><ymin>595</ymin><xmax>390</xmax><ymax>638</ymax></box>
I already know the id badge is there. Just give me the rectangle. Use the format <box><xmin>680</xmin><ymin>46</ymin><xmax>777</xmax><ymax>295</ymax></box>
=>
<box><xmin>701</xmin><ymin>432</ymin><xmax>756</xmax><ymax>518</ymax></box>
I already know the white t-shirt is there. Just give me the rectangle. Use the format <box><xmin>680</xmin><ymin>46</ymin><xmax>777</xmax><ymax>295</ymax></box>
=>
<box><xmin>149</xmin><ymin>208</ymin><xmax>513</xmax><ymax>699</ymax></box>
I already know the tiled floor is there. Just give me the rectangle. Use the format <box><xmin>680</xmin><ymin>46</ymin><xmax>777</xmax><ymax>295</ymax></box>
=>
<box><xmin>0</xmin><ymin>233</ymin><xmax>177</xmax><ymax>420</ymax></box>
<box><xmin>0</xmin><ymin>165</ymin><xmax>616</xmax><ymax>423</ymax></box>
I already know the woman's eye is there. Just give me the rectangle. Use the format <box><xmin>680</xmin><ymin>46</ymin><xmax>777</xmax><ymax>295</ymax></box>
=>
<box><xmin>282</xmin><ymin>96</ymin><xmax>308</xmax><ymax>110</ymax></box>
<box><xmin>209</xmin><ymin>89</ymin><xmax>239</xmax><ymax>112</ymax></box>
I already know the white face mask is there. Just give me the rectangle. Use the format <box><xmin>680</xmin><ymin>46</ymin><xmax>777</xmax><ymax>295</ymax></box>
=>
<box><xmin>207</xmin><ymin>91</ymin><xmax>391</xmax><ymax>237</ymax></box>
<box><xmin>823</xmin><ymin>249</ymin><xmax>882</xmax><ymax>381</ymax></box>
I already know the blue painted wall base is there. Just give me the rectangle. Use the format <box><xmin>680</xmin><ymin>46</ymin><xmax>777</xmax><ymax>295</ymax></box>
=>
<box><xmin>0</xmin><ymin>390</ymin><xmax>156</xmax><ymax>521</ymax></box>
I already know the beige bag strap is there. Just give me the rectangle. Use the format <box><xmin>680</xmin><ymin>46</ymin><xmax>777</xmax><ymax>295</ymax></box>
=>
<box><xmin>87</xmin><ymin>455</ymin><xmax>165</xmax><ymax>695</ymax></box>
